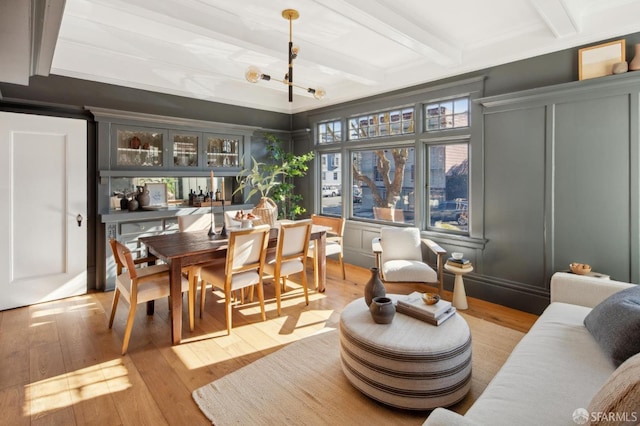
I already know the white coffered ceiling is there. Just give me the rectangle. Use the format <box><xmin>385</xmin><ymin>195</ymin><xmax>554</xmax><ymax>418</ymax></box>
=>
<box><xmin>20</xmin><ymin>0</ymin><xmax>640</xmax><ymax>113</ymax></box>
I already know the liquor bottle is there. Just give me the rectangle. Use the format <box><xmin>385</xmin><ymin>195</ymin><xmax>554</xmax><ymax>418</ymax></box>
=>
<box><xmin>215</xmin><ymin>188</ymin><xmax>221</xmax><ymax>201</ymax></box>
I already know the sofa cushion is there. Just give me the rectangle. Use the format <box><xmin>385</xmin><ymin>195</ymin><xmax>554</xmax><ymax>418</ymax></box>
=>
<box><xmin>587</xmin><ymin>352</ymin><xmax>640</xmax><ymax>425</ymax></box>
<box><xmin>584</xmin><ymin>285</ymin><xmax>640</xmax><ymax>366</ymax></box>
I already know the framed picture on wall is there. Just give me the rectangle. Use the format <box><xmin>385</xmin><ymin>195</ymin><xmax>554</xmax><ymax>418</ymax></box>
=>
<box><xmin>578</xmin><ymin>39</ymin><xmax>626</xmax><ymax>80</ymax></box>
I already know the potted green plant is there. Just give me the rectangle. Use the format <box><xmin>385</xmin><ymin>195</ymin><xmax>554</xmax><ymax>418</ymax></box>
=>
<box><xmin>264</xmin><ymin>133</ymin><xmax>314</xmax><ymax>220</ymax></box>
<box><xmin>234</xmin><ymin>157</ymin><xmax>286</xmax><ymax>226</ymax></box>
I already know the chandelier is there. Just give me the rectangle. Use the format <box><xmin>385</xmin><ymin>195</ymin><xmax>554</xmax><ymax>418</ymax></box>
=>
<box><xmin>245</xmin><ymin>9</ymin><xmax>325</xmax><ymax>102</ymax></box>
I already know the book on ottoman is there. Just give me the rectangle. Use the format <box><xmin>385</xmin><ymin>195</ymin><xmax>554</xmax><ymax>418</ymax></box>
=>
<box><xmin>397</xmin><ymin>291</ymin><xmax>452</xmax><ymax>318</ymax></box>
<box><xmin>396</xmin><ymin>303</ymin><xmax>457</xmax><ymax>326</ymax></box>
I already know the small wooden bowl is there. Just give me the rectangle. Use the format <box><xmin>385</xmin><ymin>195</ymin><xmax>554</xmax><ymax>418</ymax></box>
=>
<box><xmin>570</xmin><ymin>263</ymin><xmax>592</xmax><ymax>275</ymax></box>
<box><xmin>422</xmin><ymin>293</ymin><xmax>441</xmax><ymax>305</ymax></box>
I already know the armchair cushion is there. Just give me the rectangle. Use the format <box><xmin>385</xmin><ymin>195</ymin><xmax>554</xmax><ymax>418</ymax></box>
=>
<box><xmin>382</xmin><ymin>260</ymin><xmax>437</xmax><ymax>283</ymax></box>
<box><xmin>380</xmin><ymin>227</ymin><xmax>423</xmax><ymax>263</ymax></box>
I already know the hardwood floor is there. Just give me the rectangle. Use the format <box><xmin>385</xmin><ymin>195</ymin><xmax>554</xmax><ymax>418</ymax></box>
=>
<box><xmin>0</xmin><ymin>261</ymin><xmax>538</xmax><ymax>425</ymax></box>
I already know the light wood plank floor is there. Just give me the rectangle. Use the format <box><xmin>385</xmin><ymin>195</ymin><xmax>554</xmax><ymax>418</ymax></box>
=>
<box><xmin>0</xmin><ymin>260</ymin><xmax>538</xmax><ymax>425</ymax></box>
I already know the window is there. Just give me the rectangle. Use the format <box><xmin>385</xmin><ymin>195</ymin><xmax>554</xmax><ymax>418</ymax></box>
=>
<box><xmin>427</xmin><ymin>143</ymin><xmax>469</xmax><ymax>232</ymax></box>
<box><xmin>348</xmin><ymin>107</ymin><xmax>414</xmax><ymax>140</ymax></box>
<box><xmin>352</xmin><ymin>148</ymin><xmax>415</xmax><ymax>224</ymax></box>
<box><xmin>320</xmin><ymin>152</ymin><xmax>342</xmax><ymax>215</ymax></box>
<box><xmin>425</xmin><ymin>97</ymin><xmax>469</xmax><ymax>131</ymax></box>
<box><xmin>318</xmin><ymin>120</ymin><xmax>342</xmax><ymax>144</ymax></box>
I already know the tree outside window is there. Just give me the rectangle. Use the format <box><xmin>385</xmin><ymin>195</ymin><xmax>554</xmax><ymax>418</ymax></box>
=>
<box><xmin>352</xmin><ymin>148</ymin><xmax>415</xmax><ymax>223</ymax></box>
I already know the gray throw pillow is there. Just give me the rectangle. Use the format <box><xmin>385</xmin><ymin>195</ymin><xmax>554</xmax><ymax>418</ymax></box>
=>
<box><xmin>584</xmin><ymin>285</ymin><xmax>640</xmax><ymax>366</ymax></box>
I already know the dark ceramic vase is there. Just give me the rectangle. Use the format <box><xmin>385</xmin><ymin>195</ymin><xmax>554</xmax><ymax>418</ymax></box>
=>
<box><xmin>137</xmin><ymin>186</ymin><xmax>150</xmax><ymax>208</ymax></box>
<box><xmin>128</xmin><ymin>198</ymin><xmax>139</xmax><ymax>211</ymax></box>
<box><xmin>369</xmin><ymin>296</ymin><xmax>395</xmax><ymax>324</ymax></box>
<box><xmin>364</xmin><ymin>267</ymin><xmax>386</xmax><ymax>306</ymax></box>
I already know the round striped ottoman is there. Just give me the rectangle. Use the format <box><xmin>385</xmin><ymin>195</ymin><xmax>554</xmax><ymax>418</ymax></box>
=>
<box><xmin>339</xmin><ymin>295</ymin><xmax>472</xmax><ymax>410</ymax></box>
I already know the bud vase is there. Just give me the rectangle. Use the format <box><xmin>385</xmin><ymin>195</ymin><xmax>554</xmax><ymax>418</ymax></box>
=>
<box><xmin>369</xmin><ymin>296</ymin><xmax>395</xmax><ymax>324</ymax></box>
<box><xmin>364</xmin><ymin>267</ymin><xmax>386</xmax><ymax>306</ymax></box>
<box><xmin>630</xmin><ymin>43</ymin><xmax>640</xmax><ymax>71</ymax></box>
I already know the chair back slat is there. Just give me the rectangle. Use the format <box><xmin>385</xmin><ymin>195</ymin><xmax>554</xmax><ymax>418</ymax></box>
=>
<box><xmin>277</xmin><ymin>219</ymin><xmax>312</xmax><ymax>260</ymax></box>
<box><xmin>227</xmin><ymin>225</ymin><xmax>270</xmax><ymax>273</ymax></box>
<box><xmin>311</xmin><ymin>214</ymin><xmax>344</xmax><ymax>237</ymax></box>
<box><xmin>110</xmin><ymin>239</ymin><xmax>139</xmax><ymax>279</ymax></box>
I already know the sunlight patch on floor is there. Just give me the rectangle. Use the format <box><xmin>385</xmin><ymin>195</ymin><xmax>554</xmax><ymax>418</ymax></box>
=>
<box><xmin>24</xmin><ymin>359</ymin><xmax>131</xmax><ymax>416</ymax></box>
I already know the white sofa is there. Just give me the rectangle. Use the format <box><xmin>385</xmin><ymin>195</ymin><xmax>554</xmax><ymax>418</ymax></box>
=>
<box><xmin>424</xmin><ymin>272</ymin><xmax>635</xmax><ymax>426</ymax></box>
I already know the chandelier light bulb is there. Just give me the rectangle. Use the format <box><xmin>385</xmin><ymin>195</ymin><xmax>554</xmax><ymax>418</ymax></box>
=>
<box><xmin>245</xmin><ymin>66</ymin><xmax>262</xmax><ymax>83</ymax></box>
<box><xmin>291</xmin><ymin>45</ymin><xmax>299</xmax><ymax>59</ymax></box>
<box><xmin>313</xmin><ymin>87</ymin><xmax>326</xmax><ymax>100</ymax></box>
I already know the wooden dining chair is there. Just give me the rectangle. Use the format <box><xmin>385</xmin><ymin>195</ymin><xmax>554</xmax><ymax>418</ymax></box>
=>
<box><xmin>306</xmin><ymin>214</ymin><xmax>346</xmax><ymax>285</ymax></box>
<box><xmin>177</xmin><ymin>214</ymin><xmax>225</xmax><ymax>321</ymax></box>
<box><xmin>264</xmin><ymin>219</ymin><xmax>313</xmax><ymax>316</ymax></box>
<box><xmin>198</xmin><ymin>224</ymin><xmax>271</xmax><ymax>335</ymax></box>
<box><xmin>108</xmin><ymin>239</ymin><xmax>192</xmax><ymax>355</ymax></box>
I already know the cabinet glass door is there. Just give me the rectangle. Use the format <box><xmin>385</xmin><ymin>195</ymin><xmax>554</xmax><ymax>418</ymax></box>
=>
<box><xmin>172</xmin><ymin>132</ymin><xmax>199</xmax><ymax>168</ymax></box>
<box><xmin>115</xmin><ymin>127</ymin><xmax>165</xmax><ymax>167</ymax></box>
<box><xmin>206</xmin><ymin>135</ymin><xmax>241</xmax><ymax>168</ymax></box>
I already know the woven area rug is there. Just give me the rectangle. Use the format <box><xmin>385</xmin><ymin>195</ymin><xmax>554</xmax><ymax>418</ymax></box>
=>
<box><xmin>192</xmin><ymin>313</ymin><xmax>525</xmax><ymax>425</ymax></box>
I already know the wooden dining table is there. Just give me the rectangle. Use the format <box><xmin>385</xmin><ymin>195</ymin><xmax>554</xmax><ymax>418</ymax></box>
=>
<box><xmin>139</xmin><ymin>224</ymin><xmax>329</xmax><ymax>345</ymax></box>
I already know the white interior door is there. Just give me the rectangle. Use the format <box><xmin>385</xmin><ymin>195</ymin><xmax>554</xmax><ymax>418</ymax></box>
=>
<box><xmin>0</xmin><ymin>112</ymin><xmax>87</xmax><ymax>310</ymax></box>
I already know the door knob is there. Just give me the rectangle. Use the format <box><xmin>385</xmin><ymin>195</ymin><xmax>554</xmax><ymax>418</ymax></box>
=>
<box><xmin>76</xmin><ymin>214</ymin><xmax>83</xmax><ymax>227</ymax></box>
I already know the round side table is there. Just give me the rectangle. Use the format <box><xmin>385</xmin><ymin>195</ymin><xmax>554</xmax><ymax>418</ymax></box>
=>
<box><xmin>444</xmin><ymin>263</ymin><xmax>473</xmax><ymax>310</ymax></box>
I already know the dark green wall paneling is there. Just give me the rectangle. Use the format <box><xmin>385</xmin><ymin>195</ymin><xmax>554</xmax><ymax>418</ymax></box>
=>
<box><xmin>553</xmin><ymin>95</ymin><xmax>631</xmax><ymax>282</ymax></box>
<box><xmin>483</xmin><ymin>107</ymin><xmax>546</xmax><ymax>287</ymax></box>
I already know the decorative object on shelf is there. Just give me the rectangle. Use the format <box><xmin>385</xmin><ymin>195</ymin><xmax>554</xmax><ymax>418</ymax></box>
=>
<box><xmin>130</xmin><ymin>136</ymin><xmax>141</xmax><ymax>149</ymax></box>
<box><xmin>119</xmin><ymin>196</ymin><xmax>129</xmax><ymax>210</ymax></box>
<box><xmin>570</xmin><ymin>262</ymin><xmax>592</xmax><ymax>275</ymax></box>
<box><xmin>629</xmin><ymin>43</ymin><xmax>640</xmax><ymax>71</ymax></box>
<box><xmin>137</xmin><ymin>185</ymin><xmax>150</xmax><ymax>208</ymax></box>
<box><xmin>364</xmin><ymin>267</ymin><xmax>386</xmax><ymax>307</ymax></box>
<box><xmin>578</xmin><ymin>39</ymin><xmax>625</xmax><ymax>80</ymax></box>
<box><xmin>369</xmin><ymin>296</ymin><xmax>395</xmax><ymax>324</ymax></box>
<box><xmin>127</xmin><ymin>198</ymin><xmax>139</xmax><ymax>211</ymax></box>
<box><xmin>244</xmin><ymin>9</ymin><xmax>325</xmax><ymax>103</ymax></box>
<box><xmin>612</xmin><ymin>61</ymin><xmax>628</xmax><ymax>74</ymax></box>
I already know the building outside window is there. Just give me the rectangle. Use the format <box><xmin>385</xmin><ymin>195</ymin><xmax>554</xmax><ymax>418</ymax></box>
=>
<box><xmin>425</xmin><ymin>97</ymin><xmax>469</xmax><ymax>131</ymax></box>
<box><xmin>320</xmin><ymin>152</ymin><xmax>342</xmax><ymax>215</ymax></box>
<box><xmin>348</xmin><ymin>107</ymin><xmax>415</xmax><ymax>140</ymax></box>
<box><xmin>318</xmin><ymin>120</ymin><xmax>342</xmax><ymax>144</ymax></box>
<box><xmin>427</xmin><ymin>143</ymin><xmax>469</xmax><ymax>232</ymax></box>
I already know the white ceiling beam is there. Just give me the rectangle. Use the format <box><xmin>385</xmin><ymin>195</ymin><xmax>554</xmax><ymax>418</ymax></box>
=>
<box><xmin>315</xmin><ymin>0</ymin><xmax>461</xmax><ymax>66</ymax></box>
<box><xmin>31</xmin><ymin>0</ymin><xmax>66</xmax><ymax>76</ymax></box>
<box><xmin>530</xmin><ymin>0</ymin><xmax>580</xmax><ymax>38</ymax></box>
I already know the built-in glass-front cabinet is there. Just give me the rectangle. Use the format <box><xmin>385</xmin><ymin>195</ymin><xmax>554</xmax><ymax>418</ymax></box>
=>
<box><xmin>111</xmin><ymin>124</ymin><xmax>243</xmax><ymax>171</ymax></box>
<box><xmin>114</xmin><ymin>125</ymin><xmax>167</xmax><ymax>168</ymax></box>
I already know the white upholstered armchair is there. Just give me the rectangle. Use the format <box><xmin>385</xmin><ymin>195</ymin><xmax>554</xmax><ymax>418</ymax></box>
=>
<box><xmin>372</xmin><ymin>227</ymin><xmax>447</xmax><ymax>294</ymax></box>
